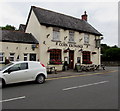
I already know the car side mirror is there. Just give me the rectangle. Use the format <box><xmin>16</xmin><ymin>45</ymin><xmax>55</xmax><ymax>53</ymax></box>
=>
<box><xmin>8</xmin><ymin>69</ymin><xmax>11</xmax><ymax>74</ymax></box>
<box><xmin>3</xmin><ymin>69</ymin><xmax>11</xmax><ymax>74</ymax></box>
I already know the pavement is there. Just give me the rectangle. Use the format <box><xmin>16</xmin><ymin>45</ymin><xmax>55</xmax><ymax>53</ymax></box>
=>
<box><xmin>47</xmin><ymin>66</ymin><xmax>118</xmax><ymax>79</ymax></box>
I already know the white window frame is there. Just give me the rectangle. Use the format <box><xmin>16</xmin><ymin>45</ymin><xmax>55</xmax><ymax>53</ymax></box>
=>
<box><xmin>10</xmin><ymin>53</ymin><xmax>15</xmax><ymax>61</ymax></box>
<box><xmin>84</xmin><ymin>34</ymin><xmax>89</xmax><ymax>44</ymax></box>
<box><xmin>0</xmin><ymin>52</ymin><xmax>4</xmax><ymax>63</ymax></box>
<box><xmin>24</xmin><ymin>53</ymin><xmax>28</xmax><ymax>61</ymax></box>
<box><xmin>69</xmin><ymin>31</ymin><xmax>74</xmax><ymax>42</ymax></box>
<box><xmin>53</xmin><ymin>28</ymin><xmax>60</xmax><ymax>41</ymax></box>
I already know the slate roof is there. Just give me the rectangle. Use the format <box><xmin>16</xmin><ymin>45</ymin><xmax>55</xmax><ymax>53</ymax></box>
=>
<box><xmin>26</xmin><ymin>6</ymin><xmax>102</xmax><ymax>36</ymax></box>
<box><xmin>0</xmin><ymin>30</ymin><xmax>39</xmax><ymax>44</ymax></box>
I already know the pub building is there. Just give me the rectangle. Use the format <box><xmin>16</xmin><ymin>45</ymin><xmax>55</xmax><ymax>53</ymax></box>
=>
<box><xmin>25</xmin><ymin>6</ymin><xmax>103</xmax><ymax>71</ymax></box>
<box><xmin>0</xmin><ymin>6</ymin><xmax>103</xmax><ymax>71</ymax></box>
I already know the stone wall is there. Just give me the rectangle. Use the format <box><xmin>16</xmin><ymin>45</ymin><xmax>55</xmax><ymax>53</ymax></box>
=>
<box><xmin>102</xmin><ymin>61</ymin><xmax>120</xmax><ymax>66</ymax></box>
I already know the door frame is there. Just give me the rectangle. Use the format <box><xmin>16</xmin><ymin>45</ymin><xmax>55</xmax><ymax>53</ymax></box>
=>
<box><xmin>69</xmin><ymin>50</ymin><xmax>74</xmax><ymax>69</ymax></box>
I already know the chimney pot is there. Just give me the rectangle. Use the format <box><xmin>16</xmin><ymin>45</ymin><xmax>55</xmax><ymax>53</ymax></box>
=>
<box><xmin>81</xmin><ymin>11</ymin><xmax>88</xmax><ymax>21</ymax></box>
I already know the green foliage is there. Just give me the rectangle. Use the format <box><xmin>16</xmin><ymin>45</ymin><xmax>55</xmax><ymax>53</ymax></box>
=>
<box><xmin>0</xmin><ymin>25</ymin><xmax>16</xmax><ymax>30</ymax></box>
<box><xmin>101</xmin><ymin>44</ymin><xmax>120</xmax><ymax>61</ymax></box>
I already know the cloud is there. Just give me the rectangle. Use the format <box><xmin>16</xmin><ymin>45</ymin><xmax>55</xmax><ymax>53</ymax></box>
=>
<box><xmin>0</xmin><ymin>3</ymin><xmax>26</xmax><ymax>28</ymax></box>
<box><xmin>0</xmin><ymin>1</ymin><xmax>118</xmax><ymax>46</ymax></box>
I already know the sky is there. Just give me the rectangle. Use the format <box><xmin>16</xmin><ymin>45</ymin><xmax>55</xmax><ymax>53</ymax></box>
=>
<box><xmin>0</xmin><ymin>0</ymin><xmax>119</xmax><ymax>46</ymax></box>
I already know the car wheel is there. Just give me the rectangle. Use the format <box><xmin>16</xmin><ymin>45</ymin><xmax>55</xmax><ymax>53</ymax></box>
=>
<box><xmin>36</xmin><ymin>75</ymin><xmax>45</xmax><ymax>84</ymax></box>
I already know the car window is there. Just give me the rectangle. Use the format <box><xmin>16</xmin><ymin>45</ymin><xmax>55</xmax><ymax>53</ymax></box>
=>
<box><xmin>9</xmin><ymin>63</ymin><xmax>28</xmax><ymax>72</ymax></box>
<box><xmin>20</xmin><ymin>63</ymin><xmax>28</xmax><ymax>70</ymax></box>
<box><xmin>8</xmin><ymin>64</ymin><xmax>20</xmax><ymax>72</ymax></box>
<box><xmin>0</xmin><ymin>63</ymin><xmax>14</xmax><ymax>71</ymax></box>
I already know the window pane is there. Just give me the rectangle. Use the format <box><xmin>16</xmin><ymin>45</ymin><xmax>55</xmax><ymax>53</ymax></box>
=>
<box><xmin>53</xmin><ymin>28</ymin><xmax>60</xmax><ymax>41</ymax></box>
<box><xmin>82</xmin><ymin>51</ymin><xmax>91</xmax><ymax>64</ymax></box>
<box><xmin>84</xmin><ymin>34</ymin><xmax>89</xmax><ymax>44</ymax></box>
<box><xmin>50</xmin><ymin>49</ymin><xmax>62</xmax><ymax>64</ymax></box>
<box><xmin>69</xmin><ymin>31</ymin><xmax>74</xmax><ymax>42</ymax></box>
<box><xmin>24</xmin><ymin>54</ymin><xmax>28</xmax><ymax>61</ymax></box>
<box><xmin>10</xmin><ymin>53</ymin><xmax>15</xmax><ymax>61</ymax></box>
<box><xmin>0</xmin><ymin>53</ymin><xmax>4</xmax><ymax>62</ymax></box>
<box><xmin>20</xmin><ymin>63</ymin><xmax>28</xmax><ymax>70</ymax></box>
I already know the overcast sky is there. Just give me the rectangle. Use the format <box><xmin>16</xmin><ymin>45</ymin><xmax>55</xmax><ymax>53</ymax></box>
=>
<box><xmin>0</xmin><ymin>0</ymin><xmax>118</xmax><ymax>46</ymax></box>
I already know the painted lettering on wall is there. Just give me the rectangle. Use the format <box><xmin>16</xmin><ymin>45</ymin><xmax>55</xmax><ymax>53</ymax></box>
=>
<box><xmin>57</xmin><ymin>42</ymin><xmax>83</xmax><ymax>48</ymax></box>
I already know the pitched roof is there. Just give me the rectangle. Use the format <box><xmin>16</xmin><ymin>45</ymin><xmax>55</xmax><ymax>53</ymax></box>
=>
<box><xmin>26</xmin><ymin>6</ymin><xmax>102</xmax><ymax>36</ymax></box>
<box><xmin>19</xmin><ymin>24</ymin><xmax>26</xmax><ymax>32</ymax></box>
<box><xmin>0</xmin><ymin>30</ymin><xmax>39</xmax><ymax>44</ymax></box>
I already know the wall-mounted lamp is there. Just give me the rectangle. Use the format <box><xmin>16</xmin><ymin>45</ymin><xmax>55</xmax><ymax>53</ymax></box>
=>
<box><xmin>36</xmin><ymin>44</ymin><xmax>39</xmax><ymax>48</ymax></box>
<box><xmin>95</xmin><ymin>36</ymin><xmax>103</xmax><ymax>41</ymax></box>
<box><xmin>32</xmin><ymin>44</ymin><xmax>36</xmax><ymax>50</ymax></box>
<box><xmin>31</xmin><ymin>44</ymin><xmax>39</xmax><ymax>50</ymax></box>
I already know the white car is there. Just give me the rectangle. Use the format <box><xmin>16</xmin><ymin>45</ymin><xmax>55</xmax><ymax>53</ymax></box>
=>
<box><xmin>0</xmin><ymin>61</ymin><xmax>47</xmax><ymax>87</ymax></box>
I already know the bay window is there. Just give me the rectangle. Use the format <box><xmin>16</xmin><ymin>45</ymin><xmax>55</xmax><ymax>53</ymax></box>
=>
<box><xmin>49</xmin><ymin>49</ymin><xmax>62</xmax><ymax>65</ymax></box>
<box><xmin>82</xmin><ymin>51</ymin><xmax>92</xmax><ymax>64</ymax></box>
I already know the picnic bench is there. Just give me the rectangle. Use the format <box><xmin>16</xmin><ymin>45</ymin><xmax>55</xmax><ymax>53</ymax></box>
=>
<box><xmin>75</xmin><ymin>63</ymin><xmax>105</xmax><ymax>72</ymax></box>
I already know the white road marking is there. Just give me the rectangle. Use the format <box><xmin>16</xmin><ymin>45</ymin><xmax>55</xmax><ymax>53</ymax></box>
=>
<box><xmin>0</xmin><ymin>96</ymin><xmax>26</xmax><ymax>103</ymax></box>
<box><xmin>63</xmin><ymin>81</ymin><xmax>109</xmax><ymax>91</ymax></box>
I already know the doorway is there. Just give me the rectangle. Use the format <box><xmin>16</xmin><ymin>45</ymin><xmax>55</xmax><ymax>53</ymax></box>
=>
<box><xmin>69</xmin><ymin>50</ymin><xmax>74</xmax><ymax>69</ymax></box>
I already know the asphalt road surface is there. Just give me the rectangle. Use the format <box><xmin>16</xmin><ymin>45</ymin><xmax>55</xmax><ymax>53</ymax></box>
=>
<box><xmin>1</xmin><ymin>67</ymin><xmax>118</xmax><ymax>110</ymax></box>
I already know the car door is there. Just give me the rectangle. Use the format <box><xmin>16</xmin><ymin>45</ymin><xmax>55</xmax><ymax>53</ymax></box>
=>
<box><xmin>3</xmin><ymin>63</ymin><xmax>29</xmax><ymax>84</ymax></box>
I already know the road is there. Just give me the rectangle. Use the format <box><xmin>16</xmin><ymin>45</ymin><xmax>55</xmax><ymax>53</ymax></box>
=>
<box><xmin>1</xmin><ymin>67</ymin><xmax>118</xmax><ymax>110</ymax></box>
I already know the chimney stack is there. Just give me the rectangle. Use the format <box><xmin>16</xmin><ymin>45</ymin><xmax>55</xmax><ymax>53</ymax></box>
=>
<box><xmin>81</xmin><ymin>11</ymin><xmax>88</xmax><ymax>21</ymax></box>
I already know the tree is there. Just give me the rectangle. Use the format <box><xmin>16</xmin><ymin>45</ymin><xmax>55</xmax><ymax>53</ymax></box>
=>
<box><xmin>105</xmin><ymin>48</ymin><xmax>120</xmax><ymax>61</ymax></box>
<box><xmin>0</xmin><ymin>25</ymin><xmax>16</xmax><ymax>30</ymax></box>
<box><xmin>101</xmin><ymin>44</ymin><xmax>120</xmax><ymax>61</ymax></box>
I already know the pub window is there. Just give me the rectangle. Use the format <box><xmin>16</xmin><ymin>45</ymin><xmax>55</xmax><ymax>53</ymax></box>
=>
<box><xmin>50</xmin><ymin>49</ymin><xmax>62</xmax><ymax>65</ymax></box>
<box><xmin>53</xmin><ymin>28</ymin><xmax>60</xmax><ymax>41</ymax></box>
<box><xmin>24</xmin><ymin>54</ymin><xmax>28</xmax><ymax>61</ymax></box>
<box><xmin>84</xmin><ymin>34</ymin><xmax>89</xmax><ymax>44</ymax></box>
<box><xmin>69</xmin><ymin>31</ymin><xmax>74</xmax><ymax>42</ymax></box>
<box><xmin>10</xmin><ymin>53</ymin><xmax>15</xmax><ymax>61</ymax></box>
<box><xmin>82</xmin><ymin>51</ymin><xmax>92</xmax><ymax>64</ymax></box>
<box><xmin>0</xmin><ymin>52</ymin><xmax>4</xmax><ymax>62</ymax></box>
